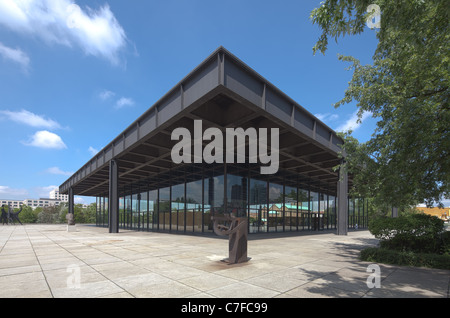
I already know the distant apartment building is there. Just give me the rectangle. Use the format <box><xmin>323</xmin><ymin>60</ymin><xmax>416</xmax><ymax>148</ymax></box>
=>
<box><xmin>1</xmin><ymin>188</ymin><xmax>68</xmax><ymax>210</ymax></box>
<box><xmin>1</xmin><ymin>198</ymin><xmax>65</xmax><ymax>209</ymax></box>
<box><xmin>49</xmin><ymin>189</ymin><xmax>69</xmax><ymax>202</ymax></box>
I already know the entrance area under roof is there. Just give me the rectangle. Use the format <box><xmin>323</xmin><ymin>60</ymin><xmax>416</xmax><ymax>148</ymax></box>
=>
<box><xmin>60</xmin><ymin>47</ymin><xmax>364</xmax><ymax>236</ymax></box>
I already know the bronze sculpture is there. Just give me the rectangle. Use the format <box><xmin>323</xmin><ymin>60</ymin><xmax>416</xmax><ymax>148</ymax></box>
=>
<box><xmin>1</xmin><ymin>205</ymin><xmax>23</xmax><ymax>225</ymax></box>
<box><xmin>212</xmin><ymin>213</ymin><xmax>250</xmax><ymax>264</ymax></box>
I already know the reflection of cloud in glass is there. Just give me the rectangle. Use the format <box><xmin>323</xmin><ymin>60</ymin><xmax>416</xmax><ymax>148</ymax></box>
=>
<box><xmin>269</xmin><ymin>184</ymin><xmax>282</xmax><ymax>201</ymax></box>
<box><xmin>186</xmin><ymin>180</ymin><xmax>203</xmax><ymax>204</ymax></box>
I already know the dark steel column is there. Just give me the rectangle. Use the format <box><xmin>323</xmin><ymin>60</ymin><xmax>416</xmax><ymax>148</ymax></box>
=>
<box><xmin>68</xmin><ymin>187</ymin><xmax>74</xmax><ymax>215</ymax></box>
<box><xmin>109</xmin><ymin>159</ymin><xmax>119</xmax><ymax>233</ymax></box>
<box><xmin>337</xmin><ymin>162</ymin><xmax>348</xmax><ymax>235</ymax></box>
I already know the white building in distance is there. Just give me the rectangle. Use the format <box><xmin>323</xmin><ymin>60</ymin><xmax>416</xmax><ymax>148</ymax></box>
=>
<box><xmin>49</xmin><ymin>189</ymin><xmax>69</xmax><ymax>202</ymax></box>
<box><xmin>1</xmin><ymin>188</ymin><xmax>68</xmax><ymax>210</ymax></box>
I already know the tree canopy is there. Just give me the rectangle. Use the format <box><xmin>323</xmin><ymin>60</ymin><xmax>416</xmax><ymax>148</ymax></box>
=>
<box><xmin>310</xmin><ymin>0</ymin><xmax>449</xmax><ymax>208</ymax></box>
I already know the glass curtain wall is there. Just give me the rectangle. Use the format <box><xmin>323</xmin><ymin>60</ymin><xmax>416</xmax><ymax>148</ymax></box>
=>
<box><xmin>95</xmin><ymin>164</ymin><xmax>365</xmax><ymax>233</ymax></box>
<box><xmin>249</xmin><ymin>175</ymin><xmax>267</xmax><ymax>233</ymax></box>
<box><xmin>95</xmin><ymin>196</ymin><xmax>108</xmax><ymax>227</ymax></box>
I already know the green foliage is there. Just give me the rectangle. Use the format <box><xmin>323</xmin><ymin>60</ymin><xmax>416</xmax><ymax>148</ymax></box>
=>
<box><xmin>369</xmin><ymin>213</ymin><xmax>445</xmax><ymax>253</ymax></box>
<box><xmin>18</xmin><ymin>205</ymin><xmax>38</xmax><ymax>223</ymax></box>
<box><xmin>19</xmin><ymin>203</ymin><xmax>97</xmax><ymax>224</ymax></box>
<box><xmin>360</xmin><ymin>247</ymin><xmax>450</xmax><ymax>270</ymax></box>
<box><xmin>37</xmin><ymin>205</ymin><xmax>63</xmax><ymax>224</ymax></box>
<box><xmin>311</xmin><ymin>0</ymin><xmax>450</xmax><ymax>208</ymax></box>
<box><xmin>73</xmin><ymin>204</ymin><xmax>96</xmax><ymax>224</ymax></box>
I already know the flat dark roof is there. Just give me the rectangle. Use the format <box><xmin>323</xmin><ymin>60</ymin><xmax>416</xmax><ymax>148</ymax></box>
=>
<box><xmin>60</xmin><ymin>47</ymin><xmax>347</xmax><ymax>197</ymax></box>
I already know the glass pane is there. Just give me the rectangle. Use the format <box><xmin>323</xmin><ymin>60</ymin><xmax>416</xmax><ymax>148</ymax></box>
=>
<box><xmin>172</xmin><ymin>182</ymin><xmax>185</xmax><ymax>232</ymax></box>
<box><xmin>125</xmin><ymin>194</ymin><xmax>132</xmax><ymax>229</ymax></box>
<box><xmin>310</xmin><ymin>191</ymin><xmax>319</xmax><ymax>230</ymax></box>
<box><xmin>119</xmin><ymin>196</ymin><xmax>124</xmax><ymax>228</ymax></box>
<box><xmin>268</xmin><ymin>182</ymin><xmax>283</xmax><ymax>232</ymax></box>
<box><xmin>284</xmin><ymin>186</ymin><xmax>297</xmax><ymax>232</ymax></box>
<box><xmin>227</xmin><ymin>173</ymin><xmax>247</xmax><ymax>217</ymax></box>
<box><xmin>203</xmin><ymin>175</ymin><xmax>214</xmax><ymax>233</ymax></box>
<box><xmin>297</xmin><ymin>189</ymin><xmax>308</xmax><ymax>230</ymax></box>
<box><xmin>132</xmin><ymin>193</ymin><xmax>138</xmax><ymax>230</ymax></box>
<box><xmin>148</xmin><ymin>190</ymin><xmax>157</xmax><ymax>230</ymax></box>
<box><xmin>186</xmin><ymin>179</ymin><xmax>202</xmax><ymax>233</ymax></box>
<box><xmin>159</xmin><ymin>187</ymin><xmax>170</xmax><ymax>231</ymax></box>
<box><xmin>104</xmin><ymin>197</ymin><xmax>109</xmax><ymax>227</ymax></box>
<box><xmin>249</xmin><ymin>177</ymin><xmax>267</xmax><ymax>233</ymax></box>
<box><xmin>140</xmin><ymin>191</ymin><xmax>148</xmax><ymax>231</ymax></box>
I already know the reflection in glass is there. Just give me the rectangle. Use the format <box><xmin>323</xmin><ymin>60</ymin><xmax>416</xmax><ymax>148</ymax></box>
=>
<box><xmin>159</xmin><ymin>186</ymin><xmax>170</xmax><ymax>231</ymax></box>
<box><xmin>249</xmin><ymin>178</ymin><xmax>267</xmax><ymax>233</ymax></box>
<box><xmin>172</xmin><ymin>182</ymin><xmax>185</xmax><ymax>232</ymax></box>
<box><xmin>227</xmin><ymin>174</ymin><xmax>247</xmax><ymax>217</ymax></box>
<box><xmin>140</xmin><ymin>191</ymin><xmax>148</xmax><ymax>231</ymax></box>
<box><xmin>148</xmin><ymin>190</ymin><xmax>157</xmax><ymax>230</ymax></box>
<box><xmin>268</xmin><ymin>182</ymin><xmax>283</xmax><ymax>232</ymax></box>
<box><xmin>186</xmin><ymin>179</ymin><xmax>203</xmax><ymax>233</ymax></box>
<box><xmin>103</xmin><ymin>164</ymin><xmax>360</xmax><ymax>235</ymax></box>
<box><xmin>284</xmin><ymin>186</ymin><xmax>297</xmax><ymax>231</ymax></box>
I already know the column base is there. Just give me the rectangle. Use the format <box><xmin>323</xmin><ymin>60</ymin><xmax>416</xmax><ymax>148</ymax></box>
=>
<box><xmin>220</xmin><ymin>257</ymin><xmax>251</xmax><ymax>265</ymax></box>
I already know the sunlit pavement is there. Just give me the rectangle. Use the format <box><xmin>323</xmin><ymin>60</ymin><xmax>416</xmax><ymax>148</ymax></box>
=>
<box><xmin>0</xmin><ymin>224</ymin><xmax>448</xmax><ymax>298</ymax></box>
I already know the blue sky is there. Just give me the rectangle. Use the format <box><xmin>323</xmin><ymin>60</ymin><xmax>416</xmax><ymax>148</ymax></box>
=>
<box><xmin>0</xmin><ymin>0</ymin><xmax>381</xmax><ymax>204</ymax></box>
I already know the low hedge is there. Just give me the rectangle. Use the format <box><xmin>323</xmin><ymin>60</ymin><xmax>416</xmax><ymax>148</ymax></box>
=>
<box><xmin>360</xmin><ymin>247</ymin><xmax>450</xmax><ymax>270</ymax></box>
<box><xmin>369</xmin><ymin>214</ymin><xmax>447</xmax><ymax>254</ymax></box>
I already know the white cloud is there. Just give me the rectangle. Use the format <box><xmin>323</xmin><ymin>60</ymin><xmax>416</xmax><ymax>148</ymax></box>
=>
<box><xmin>24</xmin><ymin>130</ymin><xmax>67</xmax><ymax>149</ymax></box>
<box><xmin>34</xmin><ymin>185</ymin><xmax>58</xmax><ymax>198</ymax></box>
<box><xmin>74</xmin><ymin>196</ymin><xmax>86</xmax><ymax>204</ymax></box>
<box><xmin>0</xmin><ymin>0</ymin><xmax>128</xmax><ymax>65</ymax></box>
<box><xmin>315</xmin><ymin>113</ymin><xmax>339</xmax><ymax>123</ymax></box>
<box><xmin>0</xmin><ymin>41</ymin><xmax>30</xmax><ymax>69</ymax></box>
<box><xmin>88</xmin><ymin>146</ymin><xmax>99</xmax><ymax>156</ymax></box>
<box><xmin>0</xmin><ymin>109</ymin><xmax>61</xmax><ymax>129</ymax></box>
<box><xmin>99</xmin><ymin>89</ymin><xmax>115</xmax><ymax>101</ymax></box>
<box><xmin>336</xmin><ymin>110</ymin><xmax>371</xmax><ymax>133</ymax></box>
<box><xmin>45</xmin><ymin>166</ymin><xmax>73</xmax><ymax>176</ymax></box>
<box><xmin>0</xmin><ymin>185</ymin><xmax>29</xmax><ymax>199</ymax></box>
<box><xmin>115</xmin><ymin>97</ymin><xmax>135</xmax><ymax>109</ymax></box>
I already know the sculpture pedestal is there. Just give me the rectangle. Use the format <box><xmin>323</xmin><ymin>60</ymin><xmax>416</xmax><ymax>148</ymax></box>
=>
<box><xmin>66</xmin><ymin>213</ymin><xmax>76</xmax><ymax>232</ymax></box>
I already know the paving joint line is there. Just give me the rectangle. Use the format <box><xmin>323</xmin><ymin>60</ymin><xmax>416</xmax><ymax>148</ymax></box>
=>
<box><xmin>23</xmin><ymin>225</ymin><xmax>54</xmax><ymax>298</ymax></box>
<box><xmin>34</xmin><ymin>227</ymin><xmax>135</xmax><ymax>298</ymax></box>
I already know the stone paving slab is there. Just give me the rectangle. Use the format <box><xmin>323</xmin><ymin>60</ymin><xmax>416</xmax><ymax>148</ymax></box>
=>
<box><xmin>0</xmin><ymin>224</ymin><xmax>448</xmax><ymax>298</ymax></box>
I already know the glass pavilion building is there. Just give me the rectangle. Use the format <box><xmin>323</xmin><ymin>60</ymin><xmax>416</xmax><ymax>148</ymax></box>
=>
<box><xmin>60</xmin><ymin>47</ymin><xmax>368</xmax><ymax>236</ymax></box>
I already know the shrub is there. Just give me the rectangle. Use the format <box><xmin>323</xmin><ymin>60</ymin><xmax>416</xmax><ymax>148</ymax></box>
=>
<box><xmin>360</xmin><ymin>247</ymin><xmax>450</xmax><ymax>270</ymax></box>
<box><xmin>369</xmin><ymin>213</ymin><xmax>445</xmax><ymax>254</ymax></box>
<box><xmin>37</xmin><ymin>205</ymin><xmax>62</xmax><ymax>223</ymax></box>
<box><xmin>19</xmin><ymin>206</ymin><xmax>38</xmax><ymax>223</ymax></box>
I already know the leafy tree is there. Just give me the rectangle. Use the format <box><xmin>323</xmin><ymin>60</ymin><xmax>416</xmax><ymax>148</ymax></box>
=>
<box><xmin>310</xmin><ymin>0</ymin><xmax>449</xmax><ymax>208</ymax></box>
<box><xmin>19</xmin><ymin>205</ymin><xmax>38</xmax><ymax>223</ymax></box>
<box><xmin>37</xmin><ymin>205</ymin><xmax>62</xmax><ymax>223</ymax></box>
